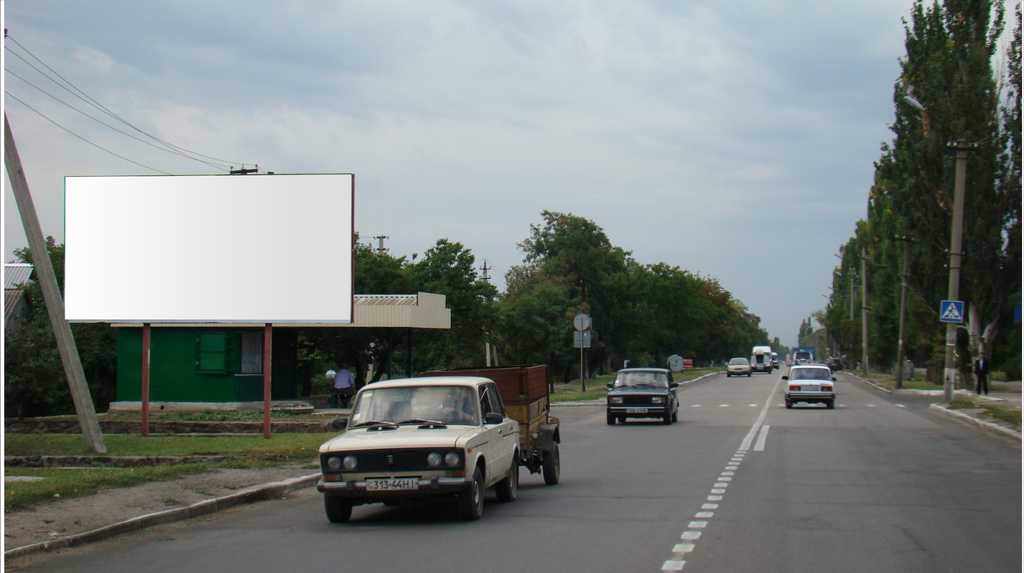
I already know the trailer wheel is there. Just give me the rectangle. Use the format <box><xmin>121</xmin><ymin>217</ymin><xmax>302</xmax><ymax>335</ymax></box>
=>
<box><xmin>542</xmin><ymin>444</ymin><xmax>560</xmax><ymax>485</ymax></box>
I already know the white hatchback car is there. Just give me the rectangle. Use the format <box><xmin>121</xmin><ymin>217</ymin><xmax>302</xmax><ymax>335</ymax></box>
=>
<box><xmin>783</xmin><ymin>365</ymin><xmax>836</xmax><ymax>409</ymax></box>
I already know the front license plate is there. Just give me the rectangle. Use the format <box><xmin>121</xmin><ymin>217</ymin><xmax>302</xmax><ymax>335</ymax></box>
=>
<box><xmin>626</xmin><ymin>407</ymin><xmax>648</xmax><ymax>414</ymax></box>
<box><xmin>365</xmin><ymin>478</ymin><xmax>418</xmax><ymax>491</ymax></box>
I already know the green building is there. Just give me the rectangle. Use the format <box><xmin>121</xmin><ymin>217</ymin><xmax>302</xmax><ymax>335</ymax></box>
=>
<box><xmin>115</xmin><ymin>328</ymin><xmax>299</xmax><ymax>404</ymax></box>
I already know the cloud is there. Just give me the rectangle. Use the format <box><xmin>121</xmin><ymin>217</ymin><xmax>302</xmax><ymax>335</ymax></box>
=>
<box><xmin>3</xmin><ymin>1</ymin><xmax>917</xmax><ymax>346</ymax></box>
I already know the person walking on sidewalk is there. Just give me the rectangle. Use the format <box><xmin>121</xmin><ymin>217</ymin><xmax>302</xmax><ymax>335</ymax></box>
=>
<box><xmin>974</xmin><ymin>356</ymin><xmax>990</xmax><ymax>396</ymax></box>
<box><xmin>332</xmin><ymin>366</ymin><xmax>355</xmax><ymax>408</ymax></box>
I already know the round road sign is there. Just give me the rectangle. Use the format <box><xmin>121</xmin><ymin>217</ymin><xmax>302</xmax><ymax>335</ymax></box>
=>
<box><xmin>573</xmin><ymin>313</ymin><xmax>592</xmax><ymax>332</ymax></box>
<box><xmin>667</xmin><ymin>355</ymin><xmax>685</xmax><ymax>372</ymax></box>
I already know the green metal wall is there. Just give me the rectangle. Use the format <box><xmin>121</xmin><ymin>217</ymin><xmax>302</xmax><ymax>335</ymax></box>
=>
<box><xmin>116</xmin><ymin>328</ymin><xmax>298</xmax><ymax>403</ymax></box>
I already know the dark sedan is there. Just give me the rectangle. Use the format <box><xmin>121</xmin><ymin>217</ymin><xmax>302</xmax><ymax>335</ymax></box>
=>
<box><xmin>606</xmin><ymin>368</ymin><xmax>679</xmax><ymax>425</ymax></box>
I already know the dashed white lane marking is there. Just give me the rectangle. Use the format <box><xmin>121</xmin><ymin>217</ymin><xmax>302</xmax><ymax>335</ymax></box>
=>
<box><xmin>718</xmin><ymin>476</ymin><xmax>732</xmax><ymax>482</ymax></box>
<box><xmin>753</xmin><ymin>424</ymin><xmax>771</xmax><ymax>452</ymax></box>
<box><xmin>702</xmin><ymin>503</ymin><xmax>718</xmax><ymax>510</ymax></box>
<box><xmin>710</xmin><ymin>488</ymin><xmax>726</xmax><ymax>494</ymax></box>
<box><xmin>681</xmin><ymin>531</ymin><xmax>702</xmax><ymax>541</ymax></box>
<box><xmin>721</xmin><ymin>471</ymin><xmax>735</xmax><ymax>476</ymax></box>
<box><xmin>777</xmin><ymin>403</ymin><xmax>785</xmax><ymax>407</ymax></box>
<box><xmin>748</xmin><ymin>403</ymin><xmax>757</xmax><ymax>407</ymax></box>
<box><xmin>688</xmin><ymin>521</ymin><xmax>708</xmax><ymax>529</ymax></box>
<box><xmin>867</xmin><ymin>404</ymin><xmax>877</xmax><ymax>408</ymax></box>
<box><xmin>719</xmin><ymin>404</ymin><xmax>730</xmax><ymax>407</ymax></box>
<box><xmin>661</xmin><ymin>560</ymin><xmax>686</xmax><ymax>571</ymax></box>
<box><xmin>897</xmin><ymin>404</ymin><xmax>906</xmax><ymax>408</ymax></box>
<box><xmin>673</xmin><ymin>543</ymin><xmax>695</xmax><ymax>553</ymax></box>
<box><xmin>690</xmin><ymin>404</ymin><xmax>702</xmax><ymax>408</ymax></box>
<box><xmin>695</xmin><ymin>511</ymin><xmax>714</xmax><ymax>519</ymax></box>
<box><xmin>708</xmin><ymin>495</ymin><xmax>723</xmax><ymax>501</ymax></box>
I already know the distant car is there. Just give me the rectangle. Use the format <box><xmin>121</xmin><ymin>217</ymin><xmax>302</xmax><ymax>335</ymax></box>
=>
<box><xmin>607</xmin><ymin>368</ymin><xmax>679</xmax><ymax>425</ymax></box>
<box><xmin>826</xmin><ymin>356</ymin><xmax>844</xmax><ymax>371</ymax></box>
<box><xmin>783</xmin><ymin>365</ymin><xmax>836</xmax><ymax>409</ymax></box>
<box><xmin>793</xmin><ymin>350</ymin><xmax>813</xmax><ymax>365</ymax></box>
<box><xmin>751</xmin><ymin>345</ymin><xmax>773</xmax><ymax>373</ymax></box>
<box><xmin>771</xmin><ymin>352</ymin><xmax>780</xmax><ymax>369</ymax></box>
<box><xmin>726</xmin><ymin>357</ymin><xmax>752</xmax><ymax>377</ymax></box>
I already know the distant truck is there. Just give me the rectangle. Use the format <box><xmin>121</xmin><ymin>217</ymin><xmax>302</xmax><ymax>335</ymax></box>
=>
<box><xmin>750</xmin><ymin>346</ymin><xmax>773</xmax><ymax>373</ymax></box>
<box><xmin>793</xmin><ymin>347</ymin><xmax>814</xmax><ymax>364</ymax></box>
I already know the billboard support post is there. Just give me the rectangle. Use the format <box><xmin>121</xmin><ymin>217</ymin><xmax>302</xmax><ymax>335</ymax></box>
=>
<box><xmin>4</xmin><ymin>114</ymin><xmax>107</xmax><ymax>453</ymax></box>
<box><xmin>263</xmin><ymin>323</ymin><xmax>273</xmax><ymax>439</ymax></box>
<box><xmin>141</xmin><ymin>323</ymin><xmax>151</xmax><ymax>436</ymax></box>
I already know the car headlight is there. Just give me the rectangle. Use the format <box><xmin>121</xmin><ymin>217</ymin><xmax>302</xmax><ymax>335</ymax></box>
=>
<box><xmin>651</xmin><ymin>396</ymin><xmax>665</xmax><ymax>404</ymax></box>
<box><xmin>609</xmin><ymin>397</ymin><xmax>623</xmax><ymax>404</ymax></box>
<box><xmin>427</xmin><ymin>452</ymin><xmax>443</xmax><ymax>467</ymax></box>
<box><xmin>444</xmin><ymin>452</ymin><xmax>461</xmax><ymax>467</ymax></box>
<box><xmin>326</xmin><ymin>456</ymin><xmax>342</xmax><ymax>471</ymax></box>
<box><xmin>342</xmin><ymin>455</ymin><xmax>358</xmax><ymax>471</ymax></box>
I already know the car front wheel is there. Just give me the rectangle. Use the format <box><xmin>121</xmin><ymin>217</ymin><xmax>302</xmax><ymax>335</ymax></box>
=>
<box><xmin>458</xmin><ymin>466</ymin><xmax>485</xmax><ymax>520</ymax></box>
<box><xmin>324</xmin><ymin>496</ymin><xmax>353</xmax><ymax>524</ymax></box>
<box><xmin>607</xmin><ymin>413</ymin><xmax>616</xmax><ymax>425</ymax></box>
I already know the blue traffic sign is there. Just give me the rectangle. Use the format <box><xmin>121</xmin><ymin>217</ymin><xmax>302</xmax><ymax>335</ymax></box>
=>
<box><xmin>939</xmin><ymin>300</ymin><xmax>964</xmax><ymax>324</ymax></box>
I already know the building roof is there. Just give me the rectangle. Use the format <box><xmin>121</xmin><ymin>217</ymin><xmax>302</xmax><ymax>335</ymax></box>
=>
<box><xmin>111</xmin><ymin>292</ymin><xmax>452</xmax><ymax>330</ymax></box>
<box><xmin>4</xmin><ymin>263</ymin><xmax>33</xmax><ymax>290</ymax></box>
<box><xmin>5</xmin><ymin>289</ymin><xmax>27</xmax><ymax>324</ymax></box>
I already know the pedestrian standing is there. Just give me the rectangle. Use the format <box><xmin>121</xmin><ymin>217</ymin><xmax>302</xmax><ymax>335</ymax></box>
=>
<box><xmin>974</xmin><ymin>356</ymin><xmax>990</xmax><ymax>396</ymax></box>
<box><xmin>333</xmin><ymin>366</ymin><xmax>355</xmax><ymax>408</ymax></box>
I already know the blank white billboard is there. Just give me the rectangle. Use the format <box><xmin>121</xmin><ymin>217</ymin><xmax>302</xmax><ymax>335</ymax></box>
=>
<box><xmin>64</xmin><ymin>174</ymin><xmax>354</xmax><ymax>324</ymax></box>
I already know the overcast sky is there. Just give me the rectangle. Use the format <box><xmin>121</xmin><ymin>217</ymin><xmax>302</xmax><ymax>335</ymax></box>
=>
<box><xmin>3</xmin><ymin>1</ymin><xmax>922</xmax><ymax>347</ymax></box>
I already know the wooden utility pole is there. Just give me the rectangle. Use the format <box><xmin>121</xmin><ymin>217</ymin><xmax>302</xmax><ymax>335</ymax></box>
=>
<box><xmin>894</xmin><ymin>237</ymin><xmax>911</xmax><ymax>389</ymax></box>
<box><xmin>4</xmin><ymin>113</ymin><xmax>107</xmax><ymax>453</ymax></box>
<box><xmin>860</xmin><ymin>248</ymin><xmax>870</xmax><ymax>374</ymax></box>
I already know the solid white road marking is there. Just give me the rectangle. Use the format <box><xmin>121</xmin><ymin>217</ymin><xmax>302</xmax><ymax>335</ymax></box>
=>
<box><xmin>708</xmin><ymin>495</ymin><xmax>723</xmax><ymax>501</ymax></box>
<box><xmin>702</xmin><ymin>503</ymin><xmax>719</xmax><ymax>510</ymax></box>
<box><xmin>740</xmin><ymin>375</ymin><xmax>784</xmax><ymax>450</ymax></box>
<box><xmin>673</xmin><ymin>543</ymin><xmax>696</xmax><ymax>553</ymax></box>
<box><xmin>688</xmin><ymin>521</ymin><xmax>708</xmax><ymax>529</ymax></box>
<box><xmin>753</xmin><ymin>424</ymin><xmax>771</xmax><ymax>452</ymax></box>
<box><xmin>662</xmin><ymin>560</ymin><xmax>686</xmax><ymax>571</ymax></box>
<box><xmin>695</xmin><ymin>511</ymin><xmax>714</xmax><ymax>518</ymax></box>
<box><xmin>681</xmin><ymin>531</ymin><xmax>702</xmax><ymax>540</ymax></box>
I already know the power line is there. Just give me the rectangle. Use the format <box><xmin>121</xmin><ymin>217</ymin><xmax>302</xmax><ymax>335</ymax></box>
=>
<box><xmin>6</xmin><ymin>90</ymin><xmax>172</xmax><ymax>175</ymax></box>
<box><xmin>5</xmin><ymin>67</ymin><xmax>224</xmax><ymax>172</ymax></box>
<box><xmin>5</xmin><ymin>35</ymin><xmax>250</xmax><ymax>169</ymax></box>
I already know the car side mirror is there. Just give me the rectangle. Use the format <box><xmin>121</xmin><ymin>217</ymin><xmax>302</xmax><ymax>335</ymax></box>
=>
<box><xmin>781</xmin><ymin>375</ymin><xmax>789</xmax><ymax>380</ymax></box>
<box><xmin>669</xmin><ymin>382</ymin><xmax>679</xmax><ymax>389</ymax></box>
<box><xmin>483</xmin><ymin>412</ymin><xmax>504</xmax><ymax>425</ymax></box>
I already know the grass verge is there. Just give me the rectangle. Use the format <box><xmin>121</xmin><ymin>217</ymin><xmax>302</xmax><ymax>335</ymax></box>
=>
<box><xmin>4</xmin><ymin>432</ymin><xmax>338</xmax><ymax>461</ymax></box>
<box><xmin>947</xmin><ymin>397</ymin><xmax>1022</xmax><ymax>431</ymax></box>
<box><xmin>4</xmin><ymin>464</ymin><xmax>212</xmax><ymax>511</ymax></box>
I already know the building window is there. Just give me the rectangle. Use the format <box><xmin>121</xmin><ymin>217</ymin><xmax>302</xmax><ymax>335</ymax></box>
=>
<box><xmin>240</xmin><ymin>332</ymin><xmax>263</xmax><ymax>375</ymax></box>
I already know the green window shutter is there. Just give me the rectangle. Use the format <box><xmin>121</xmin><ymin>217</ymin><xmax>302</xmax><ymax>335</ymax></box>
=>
<box><xmin>196</xmin><ymin>332</ymin><xmax>228</xmax><ymax>373</ymax></box>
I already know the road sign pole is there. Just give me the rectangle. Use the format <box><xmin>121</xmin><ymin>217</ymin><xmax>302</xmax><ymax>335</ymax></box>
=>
<box><xmin>580</xmin><ymin>344</ymin><xmax>586</xmax><ymax>392</ymax></box>
<box><xmin>263</xmin><ymin>323</ymin><xmax>273</xmax><ymax>439</ymax></box>
<box><xmin>4</xmin><ymin>114</ymin><xmax>107</xmax><ymax>453</ymax></box>
<box><xmin>141</xmin><ymin>323</ymin><xmax>151</xmax><ymax>436</ymax></box>
<box><xmin>943</xmin><ymin>145</ymin><xmax>970</xmax><ymax>401</ymax></box>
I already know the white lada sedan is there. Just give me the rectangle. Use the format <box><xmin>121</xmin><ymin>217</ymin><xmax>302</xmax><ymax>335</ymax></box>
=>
<box><xmin>783</xmin><ymin>365</ymin><xmax>836</xmax><ymax>409</ymax></box>
<box><xmin>317</xmin><ymin>377</ymin><xmax>520</xmax><ymax>523</ymax></box>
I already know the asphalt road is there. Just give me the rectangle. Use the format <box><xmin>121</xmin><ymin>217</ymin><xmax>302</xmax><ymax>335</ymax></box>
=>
<box><xmin>10</xmin><ymin>371</ymin><xmax>1021</xmax><ymax>573</ymax></box>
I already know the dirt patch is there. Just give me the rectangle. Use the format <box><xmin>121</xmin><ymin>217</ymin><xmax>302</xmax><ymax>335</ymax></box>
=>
<box><xmin>3</xmin><ymin>465</ymin><xmax>316</xmax><ymax>551</ymax></box>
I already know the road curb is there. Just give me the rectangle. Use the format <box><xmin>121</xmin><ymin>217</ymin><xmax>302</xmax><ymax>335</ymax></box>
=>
<box><xmin>551</xmin><ymin>372</ymin><xmax>719</xmax><ymax>407</ymax></box>
<box><xmin>843</xmin><ymin>372</ymin><xmax>893</xmax><ymax>394</ymax></box>
<box><xmin>929</xmin><ymin>403</ymin><xmax>1022</xmax><ymax>442</ymax></box>
<box><xmin>4</xmin><ymin>472</ymin><xmax>321</xmax><ymax>560</ymax></box>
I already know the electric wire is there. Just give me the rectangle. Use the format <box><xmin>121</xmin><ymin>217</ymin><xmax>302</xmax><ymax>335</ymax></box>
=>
<box><xmin>5</xmin><ymin>36</ymin><xmax>250</xmax><ymax>169</ymax></box>
<box><xmin>5</xmin><ymin>90</ymin><xmax>173</xmax><ymax>175</ymax></box>
<box><xmin>5</xmin><ymin>67</ymin><xmax>224</xmax><ymax>172</ymax></box>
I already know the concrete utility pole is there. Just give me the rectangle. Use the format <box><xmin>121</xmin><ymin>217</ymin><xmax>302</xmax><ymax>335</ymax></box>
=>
<box><xmin>895</xmin><ymin>236</ymin><xmax>911</xmax><ymax>389</ymax></box>
<box><xmin>849</xmin><ymin>273</ymin><xmax>855</xmax><ymax>321</ymax></box>
<box><xmin>943</xmin><ymin>143</ymin><xmax>974</xmax><ymax>401</ymax></box>
<box><xmin>4</xmin><ymin>114</ymin><xmax>107</xmax><ymax>453</ymax></box>
<box><xmin>860</xmin><ymin>248</ymin><xmax>870</xmax><ymax>374</ymax></box>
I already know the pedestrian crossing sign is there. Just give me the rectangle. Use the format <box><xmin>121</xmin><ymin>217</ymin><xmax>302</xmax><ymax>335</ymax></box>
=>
<box><xmin>939</xmin><ymin>300</ymin><xmax>964</xmax><ymax>324</ymax></box>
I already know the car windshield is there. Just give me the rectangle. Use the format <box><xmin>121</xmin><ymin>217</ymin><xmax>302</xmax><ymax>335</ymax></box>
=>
<box><xmin>729</xmin><ymin>358</ymin><xmax>749</xmax><ymax>365</ymax></box>
<box><xmin>791</xmin><ymin>368</ymin><xmax>831</xmax><ymax>381</ymax></box>
<box><xmin>349</xmin><ymin>385</ymin><xmax>479</xmax><ymax>426</ymax></box>
<box><xmin>615</xmin><ymin>371</ymin><xmax>669</xmax><ymax>387</ymax></box>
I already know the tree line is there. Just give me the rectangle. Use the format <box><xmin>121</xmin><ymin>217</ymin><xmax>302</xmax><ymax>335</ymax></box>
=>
<box><xmin>5</xmin><ymin>211</ymin><xmax>771</xmax><ymax>416</ymax></box>
<box><xmin>822</xmin><ymin>0</ymin><xmax>1021</xmax><ymax>381</ymax></box>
